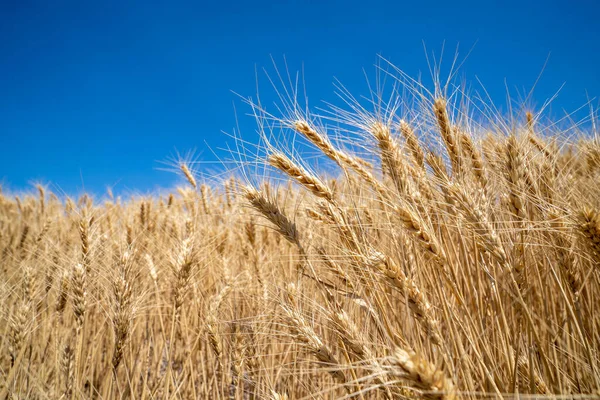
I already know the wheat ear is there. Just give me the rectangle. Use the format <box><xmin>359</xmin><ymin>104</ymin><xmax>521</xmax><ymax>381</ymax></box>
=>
<box><xmin>71</xmin><ymin>262</ymin><xmax>86</xmax><ymax>332</ymax></box>
<box><xmin>371</xmin><ymin>121</ymin><xmax>412</xmax><ymax>196</ymax></box>
<box><xmin>578</xmin><ymin>208</ymin><xmax>600</xmax><ymax>264</ymax></box>
<box><xmin>111</xmin><ymin>251</ymin><xmax>136</xmax><ymax>372</ymax></box>
<box><xmin>400</xmin><ymin>119</ymin><xmax>425</xmax><ymax>170</ymax></box>
<box><xmin>294</xmin><ymin>120</ymin><xmax>385</xmax><ymax>196</ymax></box>
<box><xmin>282</xmin><ymin>284</ymin><xmax>347</xmax><ymax>385</ymax></box>
<box><xmin>505</xmin><ymin>135</ymin><xmax>526</xmax><ymax>219</ymax></box>
<box><xmin>244</xmin><ymin>186</ymin><xmax>303</xmax><ymax>251</ymax></box>
<box><xmin>433</xmin><ymin>98</ymin><xmax>461</xmax><ymax>177</ymax></box>
<box><xmin>180</xmin><ymin>162</ymin><xmax>197</xmax><ymax>189</ymax></box>
<box><xmin>460</xmin><ymin>132</ymin><xmax>488</xmax><ymax>191</ymax></box>
<box><xmin>386</xmin><ymin>347</ymin><xmax>458</xmax><ymax>400</ymax></box>
<box><xmin>269</xmin><ymin>152</ymin><xmax>334</xmax><ymax>202</ymax></box>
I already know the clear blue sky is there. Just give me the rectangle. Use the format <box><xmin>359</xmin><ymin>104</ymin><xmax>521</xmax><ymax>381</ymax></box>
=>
<box><xmin>1</xmin><ymin>1</ymin><xmax>599</xmax><ymax>196</ymax></box>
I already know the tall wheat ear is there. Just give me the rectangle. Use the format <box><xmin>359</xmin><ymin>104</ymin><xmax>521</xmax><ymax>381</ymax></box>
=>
<box><xmin>244</xmin><ymin>186</ymin><xmax>302</xmax><ymax>250</ymax></box>
<box><xmin>399</xmin><ymin>119</ymin><xmax>425</xmax><ymax>170</ymax></box>
<box><xmin>269</xmin><ymin>151</ymin><xmax>335</xmax><ymax>202</ymax></box>
<box><xmin>577</xmin><ymin>207</ymin><xmax>600</xmax><ymax>264</ymax></box>
<box><xmin>293</xmin><ymin>119</ymin><xmax>391</xmax><ymax>200</ymax></box>
<box><xmin>385</xmin><ymin>347</ymin><xmax>458</xmax><ymax>400</ymax></box>
<box><xmin>281</xmin><ymin>286</ymin><xmax>348</xmax><ymax>391</ymax></box>
<box><xmin>111</xmin><ymin>250</ymin><xmax>136</xmax><ymax>372</ymax></box>
<box><xmin>433</xmin><ymin>98</ymin><xmax>461</xmax><ymax>177</ymax></box>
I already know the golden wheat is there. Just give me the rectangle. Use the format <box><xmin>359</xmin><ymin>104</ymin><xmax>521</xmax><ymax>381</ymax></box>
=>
<box><xmin>1</xmin><ymin>65</ymin><xmax>599</xmax><ymax>399</ymax></box>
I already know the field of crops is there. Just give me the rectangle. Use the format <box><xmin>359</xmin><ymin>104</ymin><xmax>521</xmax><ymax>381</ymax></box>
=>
<box><xmin>1</xmin><ymin>73</ymin><xmax>599</xmax><ymax>399</ymax></box>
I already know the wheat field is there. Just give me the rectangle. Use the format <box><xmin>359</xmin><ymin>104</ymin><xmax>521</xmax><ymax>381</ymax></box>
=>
<box><xmin>1</xmin><ymin>67</ymin><xmax>600</xmax><ymax>399</ymax></box>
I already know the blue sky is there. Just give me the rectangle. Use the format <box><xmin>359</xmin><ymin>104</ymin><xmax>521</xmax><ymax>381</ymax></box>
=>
<box><xmin>1</xmin><ymin>1</ymin><xmax>599</xmax><ymax>196</ymax></box>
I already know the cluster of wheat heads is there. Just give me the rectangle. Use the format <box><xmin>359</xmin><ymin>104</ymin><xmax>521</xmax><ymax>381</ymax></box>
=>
<box><xmin>1</xmin><ymin>76</ymin><xmax>600</xmax><ymax>399</ymax></box>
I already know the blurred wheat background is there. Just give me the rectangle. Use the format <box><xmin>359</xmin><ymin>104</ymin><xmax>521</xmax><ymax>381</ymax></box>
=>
<box><xmin>1</xmin><ymin>65</ymin><xmax>600</xmax><ymax>399</ymax></box>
